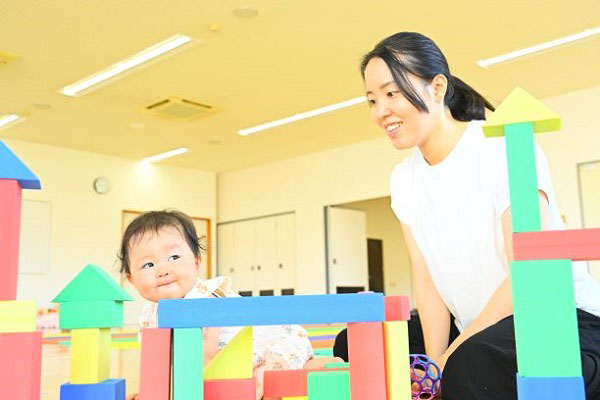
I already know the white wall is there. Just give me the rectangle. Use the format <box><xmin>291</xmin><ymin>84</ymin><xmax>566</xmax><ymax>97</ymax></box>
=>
<box><xmin>5</xmin><ymin>139</ymin><xmax>217</xmax><ymax>321</ymax></box>
<box><xmin>218</xmin><ymin>85</ymin><xmax>600</xmax><ymax>295</ymax></box>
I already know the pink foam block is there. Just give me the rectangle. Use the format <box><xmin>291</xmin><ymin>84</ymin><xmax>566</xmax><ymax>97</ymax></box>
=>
<box><xmin>0</xmin><ymin>331</ymin><xmax>42</xmax><ymax>400</ymax></box>
<box><xmin>513</xmin><ymin>229</ymin><xmax>600</xmax><ymax>261</ymax></box>
<box><xmin>139</xmin><ymin>328</ymin><xmax>172</xmax><ymax>400</ymax></box>
<box><xmin>384</xmin><ymin>296</ymin><xmax>411</xmax><ymax>321</ymax></box>
<box><xmin>263</xmin><ymin>368</ymin><xmax>348</xmax><ymax>397</ymax></box>
<box><xmin>0</xmin><ymin>179</ymin><xmax>22</xmax><ymax>301</ymax></box>
<box><xmin>348</xmin><ymin>322</ymin><xmax>387</xmax><ymax>400</ymax></box>
<box><xmin>204</xmin><ymin>378</ymin><xmax>256</xmax><ymax>399</ymax></box>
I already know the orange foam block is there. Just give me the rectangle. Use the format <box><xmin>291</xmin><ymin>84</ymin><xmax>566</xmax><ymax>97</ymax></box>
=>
<box><xmin>204</xmin><ymin>378</ymin><xmax>256</xmax><ymax>400</ymax></box>
<box><xmin>139</xmin><ymin>328</ymin><xmax>172</xmax><ymax>400</ymax></box>
<box><xmin>384</xmin><ymin>296</ymin><xmax>411</xmax><ymax>321</ymax></box>
<box><xmin>0</xmin><ymin>179</ymin><xmax>22</xmax><ymax>301</ymax></box>
<box><xmin>263</xmin><ymin>368</ymin><xmax>348</xmax><ymax>397</ymax></box>
<box><xmin>347</xmin><ymin>322</ymin><xmax>386</xmax><ymax>400</ymax></box>
<box><xmin>0</xmin><ymin>331</ymin><xmax>42</xmax><ymax>400</ymax></box>
<box><xmin>513</xmin><ymin>229</ymin><xmax>600</xmax><ymax>261</ymax></box>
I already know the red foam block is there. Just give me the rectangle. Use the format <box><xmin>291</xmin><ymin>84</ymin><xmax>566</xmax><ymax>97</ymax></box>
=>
<box><xmin>384</xmin><ymin>296</ymin><xmax>411</xmax><ymax>321</ymax></box>
<box><xmin>513</xmin><ymin>229</ymin><xmax>600</xmax><ymax>261</ymax></box>
<box><xmin>0</xmin><ymin>331</ymin><xmax>42</xmax><ymax>400</ymax></box>
<box><xmin>139</xmin><ymin>328</ymin><xmax>172</xmax><ymax>400</ymax></box>
<box><xmin>204</xmin><ymin>378</ymin><xmax>256</xmax><ymax>400</ymax></box>
<box><xmin>348</xmin><ymin>322</ymin><xmax>386</xmax><ymax>400</ymax></box>
<box><xmin>0</xmin><ymin>179</ymin><xmax>22</xmax><ymax>301</ymax></box>
<box><xmin>263</xmin><ymin>368</ymin><xmax>348</xmax><ymax>397</ymax></box>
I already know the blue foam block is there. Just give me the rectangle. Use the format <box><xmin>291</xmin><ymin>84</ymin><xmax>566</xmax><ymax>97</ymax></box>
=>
<box><xmin>516</xmin><ymin>374</ymin><xmax>585</xmax><ymax>400</ymax></box>
<box><xmin>60</xmin><ymin>379</ymin><xmax>126</xmax><ymax>400</ymax></box>
<box><xmin>158</xmin><ymin>293</ymin><xmax>385</xmax><ymax>328</ymax></box>
<box><xmin>0</xmin><ymin>141</ymin><xmax>41</xmax><ymax>190</ymax></box>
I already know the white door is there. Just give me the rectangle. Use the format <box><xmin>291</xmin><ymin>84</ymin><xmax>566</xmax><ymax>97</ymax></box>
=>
<box><xmin>217</xmin><ymin>224</ymin><xmax>235</xmax><ymax>277</ymax></box>
<box><xmin>255</xmin><ymin>217</ymin><xmax>278</xmax><ymax>295</ymax></box>
<box><xmin>326</xmin><ymin>206</ymin><xmax>369</xmax><ymax>293</ymax></box>
<box><xmin>233</xmin><ymin>220</ymin><xmax>256</xmax><ymax>295</ymax></box>
<box><xmin>276</xmin><ymin>213</ymin><xmax>296</xmax><ymax>294</ymax></box>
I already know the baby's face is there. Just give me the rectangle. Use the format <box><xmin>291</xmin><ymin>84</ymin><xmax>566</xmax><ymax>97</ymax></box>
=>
<box><xmin>127</xmin><ymin>227</ymin><xmax>200</xmax><ymax>302</ymax></box>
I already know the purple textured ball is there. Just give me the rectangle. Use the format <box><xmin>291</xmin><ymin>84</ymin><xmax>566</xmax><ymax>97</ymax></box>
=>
<box><xmin>409</xmin><ymin>354</ymin><xmax>442</xmax><ymax>399</ymax></box>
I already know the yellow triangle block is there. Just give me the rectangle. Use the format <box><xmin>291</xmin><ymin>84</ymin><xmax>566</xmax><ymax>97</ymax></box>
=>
<box><xmin>483</xmin><ymin>87</ymin><xmax>561</xmax><ymax>137</ymax></box>
<box><xmin>204</xmin><ymin>326</ymin><xmax>253</xmax><ymax>379</ymax></box>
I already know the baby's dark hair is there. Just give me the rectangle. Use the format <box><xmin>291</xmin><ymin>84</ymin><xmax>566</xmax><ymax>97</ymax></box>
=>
<box><xmin>118</xmin><ymin>210</ymin><xmax>203</xmax><ymax>275</ymax></box>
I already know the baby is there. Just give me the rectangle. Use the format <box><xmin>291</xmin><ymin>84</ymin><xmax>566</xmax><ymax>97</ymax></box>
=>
<box><xmin>119</xmin><ymin>210</ymin><xmax>339</xmax><ymax>399</ymax></box>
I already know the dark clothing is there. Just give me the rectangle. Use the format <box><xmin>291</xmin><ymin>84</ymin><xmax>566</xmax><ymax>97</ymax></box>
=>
<box><xmin>332</xmin><ymin>309</ymin><xmax>600</xmax><ymax>399</ymax></box>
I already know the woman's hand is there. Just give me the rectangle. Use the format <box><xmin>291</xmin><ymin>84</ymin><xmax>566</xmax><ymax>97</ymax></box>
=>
<box><xmin>303</xmin><ymin>356</ymin><xmax>345</xmax><ymax>370</ymax></box>
<box><xmin>126</xmin><ymin>394</ymin><xmax>138</xmax><ymax>400</ymax></box>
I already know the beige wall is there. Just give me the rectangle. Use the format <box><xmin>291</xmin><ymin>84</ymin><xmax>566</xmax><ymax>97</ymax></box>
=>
<box><xmin>5</xmin><ymin>139</ymin><xmax>217</xmax><ymax>320</ymax></box>
<box><xmin>340</xmin><ymin>197</ymin><xmax>413</xmax><ymax>304</ymax></box>
<box><xmin>218</xmin><ymin>84</ymin><xmax>600</xmax><ymax>296</ymax></box>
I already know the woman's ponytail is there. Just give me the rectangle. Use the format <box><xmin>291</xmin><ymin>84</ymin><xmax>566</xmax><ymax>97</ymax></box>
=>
<box><xmin>446</xmin><ymin>76</ymin><xmax>495</xmax><ymax>121</ymax></box>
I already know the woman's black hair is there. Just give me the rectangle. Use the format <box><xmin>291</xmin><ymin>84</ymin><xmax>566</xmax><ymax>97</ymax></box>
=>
<box><xmin>360</xmin><ymin>32</ymin><xmax>494</xmax><ymax>121</ymax></box>
<box><xmin>118</xmin><ymin>210</ymin><xmax>205</xmax><ymax>275</ymax></box>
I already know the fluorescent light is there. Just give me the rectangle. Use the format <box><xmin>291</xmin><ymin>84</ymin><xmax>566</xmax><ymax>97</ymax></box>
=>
<box><xmin>60</xmin><ymin>34</ymin><xmax>195</xmax><ymax>97</ymax></box>
<box><xmin>142</xmin><ymin>147</ymin><xmax>188</xmax><ymax>163</ymax></box>
<box><xmin>477</xmin><ymin>27</ymin><xmax>600</xmax><ymax>68</ymax></box>
<box><xmin>0</xmin><ymin>114</ymin><xmax>26</xmax><ymax>130</ymax></box>
<box><xmin>238</xmin><ymin>96</ymin><xmax>367</xmax><ymax>136</ymax></box>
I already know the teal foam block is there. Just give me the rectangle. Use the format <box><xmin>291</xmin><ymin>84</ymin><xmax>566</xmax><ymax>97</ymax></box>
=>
<box><xmin>517</xmin><ymin>375</ymin><xmax>585</xmax><ymax>399</ymax></box>
<box><xmin>60</xmin><ymin>379</ymin><xmax>125</xmax><ymax>400</ymax></box>
<box><xmin>512</xmin><ymin>259</ymin><xmax>581</xmax><ymax>376</ymax></box>
<box><xmin>173</xmin><ymin>328</ymin><xmax>203</xmax><ymax>400</ymax></box>
<box><xmin>308</xmin><ymin>370</ymin><xmax>351</xmax><ymax>400</ymax></box>
<box><xmin>504</xmin><ymin>122</ymin><xmax>541</xmax><ymax>232</ymax></box>
<box><xmin>158</xmin><ymin>293</ymin><xmax>385</xmax><ymax>328</ymax></box>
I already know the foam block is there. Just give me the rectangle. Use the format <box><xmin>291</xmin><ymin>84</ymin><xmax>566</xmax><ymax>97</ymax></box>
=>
<box><xmin>0</xmin><ymin>179</ymin><xmax>21</xmax><ymax>301</ymax></box>
<box><xmin>307</xmin><ymin>370</ymin><xmax>350</xmax><ymax>400</ymax></box>
<box><xmin>482</xmin><ymin>87</ymin><xmax>561</xmax><ymax>137</ymax></box>
<box><xmin>504</xmin><ymin>122</ymin><xmax>542</xmax><ymax>233</ymax></box>
<box><xmin>60</xmin><ymin>379</ymin><xmax>125</xmax><ymax>400</ymax></box>
<box><xmin>139</xmin><ymin>328</ymin><xmax>172</xmax><ymax>400</ymax></box>
<box><xmin>59</xmin><ymin>300</ymin><xmax>124</xmax><ymax>329</ymax></box>
<box><xmin>325</xmin><ymin>362</ymin><xmax>349</xmax><ymax>368</ymax></box>
<box><xmin>282</xmin><ymin>397</ymin><xmax>308</xmax><ymax>400</ymax></box>
<box><xmin>159</xmin><ymin>293</ymin><xmax>385</xmax><ymax>328</ymax></box>
<box><xmin>512</xmin><ymin>260</ymin><xmax>581</xmax><ymax>376</ymax></box>
<box><xmin>70</xmin><ymin>328</ymin><xmax>111</xmax><ymax>384</ymax></box>
<box><xmin>513</xmin><ymin>228</ymin><xmax>600</xmax><ymax>261</ymax></box>
<box><xmin>347</xmin><ymin>322</ymin><xmax>387</xmax><ymax>400</ymax></box>
<box><xmin>384</xmin><ymin>296</ymin><xmax>411</xmax><ymax>321</ymax></box>
<box><xmin>173</xmin><ymin>328</ymin><xmax>203</xmax><ymax>400</ymax></box>
<box><xmin>204</xmin><ymin>378</ymin><xmax>256</xmax><ymax>400</ymax></box>
<box><xmin>204</xmin><ymin>326</ymin><xmax>253</xmax><ymax>379</ymax></box>
<box><xmin>0</xmin><ymin>300</ymin><xmax>36</xmax><ymax>332</ymax></box>
<box><xmin>263</xmin><ymin>368</ymin><xmax>348</xmax><ymax>397</ymax></box>
<box><xmin>383</xmin><ymin>321</ymin><xmax>411</xmax><ymax>400</ymax></box>
<box><xmin>516</xmin><ymin>375</ymin><xmax>585</xmax><ymax>400</ymax></box>
<box><xmin>53</xmin><ymin>264</ymin><xmax>133</xmax><ymax>302</ymax></box>
<box><xmin>0</xmin><ymin>331</ymin><xmax>42</xmax><ymax>400</ymax></box>
<box><xmin>0</xmin><ymin>141</ymin><xmax>42</xmax><ymax>189</ymax></box>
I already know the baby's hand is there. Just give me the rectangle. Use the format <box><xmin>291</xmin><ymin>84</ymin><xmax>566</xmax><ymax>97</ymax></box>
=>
<box><xmin>303</xmin><ymin>356</ymin><xmax>345</xmax><ymax>370</ymax></box>
<box><xmin>203</xmin><ymin>327</ymin><xmax>221</xmax><ymax>365</ymax></box>
<box><xmin>126</xmin><ymin>394</ymin><xmax>138</xmax><ymax>400</ymax></box>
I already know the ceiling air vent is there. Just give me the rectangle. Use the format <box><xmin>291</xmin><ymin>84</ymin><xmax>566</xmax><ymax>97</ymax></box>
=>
<box><xmin>145</xmin><ymin>97</ymin><xmax>216</xmax><ymax>121</ymax></box>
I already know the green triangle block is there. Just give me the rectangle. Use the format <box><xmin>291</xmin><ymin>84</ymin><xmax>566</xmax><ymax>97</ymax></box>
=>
<box><xmin>53</xmin><ymin>264</ymin><xmax>133</xmax><ymax>302</ymax></box>
<box><xmin>483</xmin><ymin>87</ymin><xmax>561</xmax><ymax>137</ymax></box>
<box><xmin>512</xmin><ymin>259</ymin><xmax>582</xmax><ymax>377</ymax></box>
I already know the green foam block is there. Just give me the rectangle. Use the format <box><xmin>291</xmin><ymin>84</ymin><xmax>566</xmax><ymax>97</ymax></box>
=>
<box><xmin>512</xmin><ymin>259</ymin><xmax>582</xmax><ymax>377</ymax></box>
<box><xmin>59</xmin><ymin>301</ymin><xmax>124</xmax><ymax>329</ymax></box>
<box><xmin>174</xmin><ymin>328</ymin><xmax>203</xmax><ymax>400</ymax></box>
<box><xmin>505</xmin><ymin>122</ymin><xmax>541</xmax><ymax>232</ymax></box>
<box><xmin>308</xmin><ymin>370</ymin><xmax>350</xmax><ymax>400</ymax></box>
<box><xmin>325</xmin><ymin>362</ymin><xmax>349</xmax><ymax>369</ymax></box>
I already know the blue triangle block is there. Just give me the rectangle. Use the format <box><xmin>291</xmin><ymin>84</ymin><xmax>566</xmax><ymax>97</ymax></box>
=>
<box><xmin>0</xmin><ymin>141</ymin><xmax>41</xmax><ymax>189</ymax></box>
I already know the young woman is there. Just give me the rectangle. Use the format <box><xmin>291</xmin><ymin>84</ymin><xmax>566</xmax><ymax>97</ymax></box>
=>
<box><xmin>333</xmin><ymin>32</ymin><xmax>600</xmax><ymax>399</ymax></box>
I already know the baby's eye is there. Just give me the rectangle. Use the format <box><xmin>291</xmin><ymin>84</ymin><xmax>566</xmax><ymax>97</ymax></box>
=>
<box><xmin>142</xmin><ymin>262</ymin><xmax>154</xmax><ymax>269</ymax></box>
<box><xmin>168</xmin><ymin>255</ymin><xmax>180</xmax><ymax>262</ymax></box>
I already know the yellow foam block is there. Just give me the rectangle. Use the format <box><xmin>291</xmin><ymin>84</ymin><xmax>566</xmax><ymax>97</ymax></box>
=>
<box><xmin>70</xmin><ymin>328</ymin><xmax>111</xmax><ymax>384</ymax></box>
<box><xmin>0</xmin><ymin>300</ymin><xmax>36</xmax><ymax>333</ymax></box>
<box><xmin>204</xmin><ymin>326</ymin><xmax>253</xmax><ymax>379</ymax></box>
<box><xmin>383</xmin><ymin>321</ymin><xmax>411</xmax><ymax>400</ymax></box>
<box><xmin>483</xmin><ymin>87</ymin><xmax>561</xmax><ymax>137</ymax></box>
